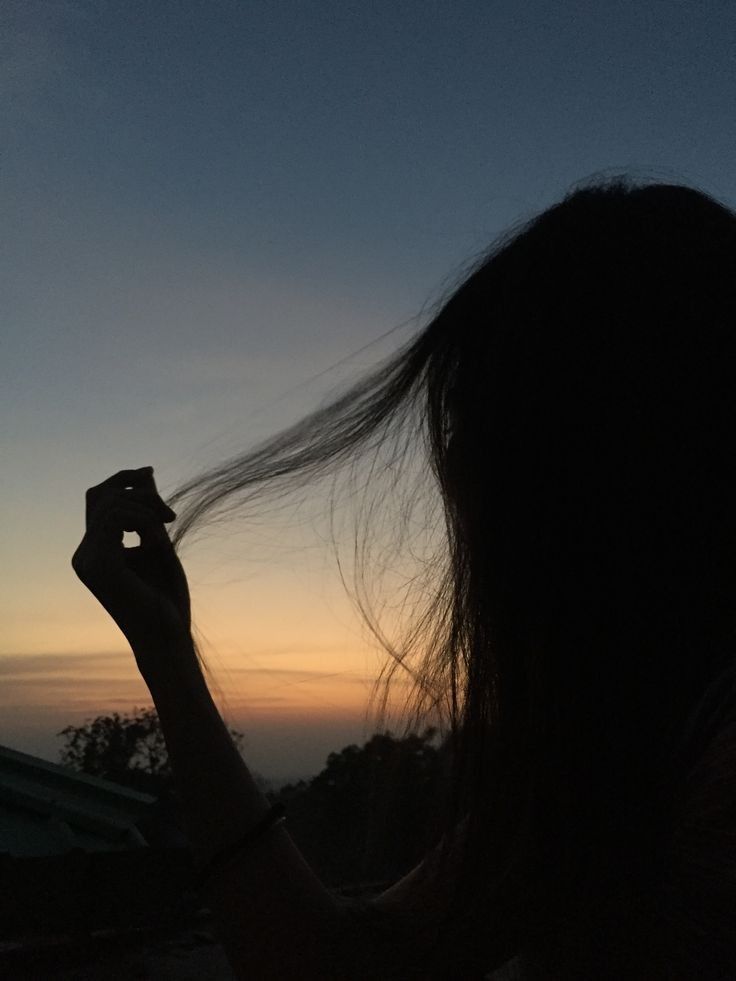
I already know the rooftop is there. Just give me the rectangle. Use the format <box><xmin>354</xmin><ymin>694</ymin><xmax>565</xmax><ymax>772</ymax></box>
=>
<box><xmin>0</xmin><ymin>744</ymin><xmax>157</xmax><ymax>857</ymax></box>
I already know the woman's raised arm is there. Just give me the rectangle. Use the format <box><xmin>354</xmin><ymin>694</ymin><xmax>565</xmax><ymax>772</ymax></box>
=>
<box><xmin>70</xmin><ymin>466</ymin><xmax>434</xmax><ymax>980</ymax></box>
<box><xmin>141</xmin><ymin>653</ymin><xmax>353</xmax><ymax>979</ymax></box>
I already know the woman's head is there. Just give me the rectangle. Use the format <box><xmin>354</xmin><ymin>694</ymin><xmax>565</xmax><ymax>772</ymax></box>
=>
<box><xmin>431</xmin><ymin>179</ymin><xmax>736</xmax><ymax>613</ymax></box>
<box><xmin>427</xmin><ymin>178</ymin><xmax>736</xmax><ymax>726</ymax></box>
<box><xmin>418</xmin><ymin>179</ymin><xmax>736</xmax><ymax>973</ymax></box>
<box><xmin>170</xmin><ymin>173</ymin><xmax>736</xmax><ymax>977</ymax></box>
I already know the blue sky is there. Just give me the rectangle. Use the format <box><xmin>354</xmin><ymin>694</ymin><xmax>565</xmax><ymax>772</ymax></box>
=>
<box><xmin>2</xmin><ymin>0</ymin><xmax>736</xmax><ymax>779</ymax></box>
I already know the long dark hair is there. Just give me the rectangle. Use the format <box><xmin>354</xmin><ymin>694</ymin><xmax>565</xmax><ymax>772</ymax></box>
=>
<box><xmin>169</xmin><ymin>172</ymin><xmax>736</xmax><ymax>979</ymax></box>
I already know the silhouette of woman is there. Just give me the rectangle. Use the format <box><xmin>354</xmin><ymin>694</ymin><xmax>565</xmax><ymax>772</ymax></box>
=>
<box><xmin>73</xmin><ymin>174</ymin><xmax>736</xmax><ymax>979</ymax></box>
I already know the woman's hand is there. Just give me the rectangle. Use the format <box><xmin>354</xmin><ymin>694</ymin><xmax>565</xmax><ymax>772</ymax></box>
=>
<box><xmin>72</xmin><ymin>467</ymin><xmax>194</xmax><ymax>675</ymax></box>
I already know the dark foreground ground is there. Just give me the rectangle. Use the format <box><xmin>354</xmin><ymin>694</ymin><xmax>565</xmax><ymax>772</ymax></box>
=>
<box><xmin>0</xmin><ymin>915</ymin><xmax>236</xmax><ymax>980</ymax></box>
<box><xmin>0</xmin><ymin>918</ymin><xmax>516</xmax><ymax>980</ymax></box>
<box><xmin>0</xmin><ymin>850</ymin><xmax>394</xmax><ymax>980</ymax></box>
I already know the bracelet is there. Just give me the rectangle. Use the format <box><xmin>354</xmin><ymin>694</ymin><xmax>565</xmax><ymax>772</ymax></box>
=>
<box><xmin>193</xmin><ymin>801</ymin><xmax>287</xmax><ymax>890</ymax></box>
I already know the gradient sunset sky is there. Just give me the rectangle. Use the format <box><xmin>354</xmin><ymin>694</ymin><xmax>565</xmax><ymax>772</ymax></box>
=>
<box><xmin>3</xmin><ymin>0</ymin><xmax>736</xmax><ymax>781</ymax></box>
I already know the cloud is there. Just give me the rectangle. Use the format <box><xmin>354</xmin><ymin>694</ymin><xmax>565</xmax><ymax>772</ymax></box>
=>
<box><xmin>224</xmin><ymin>665</ymin><xmax>373</xmax><ymax>684</ymax></box>
<box><xmin>0</xmin><ymin>651</ymin><xmax>123</xmax><ymax>676</ymax></box>
<box><xmin>0</xmin><ymin>650</ymin><xmax>375</xmax><ymax>719</ymax></box>
<box><xmin>0</xmin><ymin>650</ymin><xmax>405</xmax><ymax>780</ymax></box>
<box><xmin>2</xmin><ymin>676</ymin><xmax>139</xmax><ymax>693</ymax></box>
<box><xmin>0</xmin><ymin>651</ymin><xmax>150</xmax><ymax>723</ymax></box>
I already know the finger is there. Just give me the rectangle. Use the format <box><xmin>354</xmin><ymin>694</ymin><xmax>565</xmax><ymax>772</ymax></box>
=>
<box><xmin>76</xmin><ymin>510</ymin><xmax>167</xmax><ymax>581</ymax></box>
<box><xmin>116</xmin><ymin>487</ymin><xmax>176</xmax><ymax>522</ymax></box>
<box><xmin>86</xmin><ymin>487</ymin><xmax>175</xmax><ymax>528</ymax></box>
<box><xmin>96</xmin><ymin>501</ymin><xmax>170</xmax><ymax>540</ymax></box>
<box><xmin>86</xmin><ymin>466</ymin><xmax>156</xmax><ymax>509</ymax></box>
<box><xmin>74</xmin><ymin>502</ymin><xmax>173</xmax><ymax>581</ymax></box>
<box><xmin>87</xmin><ymin>466</ymin><xmax>155</xmax><ymax>495</ymax></box>
<box><xmin>72</xmin><ymin>506</ymin><xmax>138</xmax><ymax>586</ymax></box>
<box><xmin>85</xmin><ymin>469</ymin><xmax>175</xmax><ymax>524</ymax></box>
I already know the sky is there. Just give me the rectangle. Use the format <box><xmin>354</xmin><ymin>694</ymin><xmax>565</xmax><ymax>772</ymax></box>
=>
<box><xmin>3</xmin><ymin>0</ymin><xmax>736</xmax><ymax>782</ymax></box>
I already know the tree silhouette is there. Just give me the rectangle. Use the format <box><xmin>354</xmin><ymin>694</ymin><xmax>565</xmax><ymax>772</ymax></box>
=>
<box><xmin>57</xmin><ymin>706</ymin><xmax>248</xmax><ymax>795</ymax></box>
<box><xmin>57</xmin><ymin>711</ymin><xmax>447</xmax><ymax>886</ymax></box>
<box><xmin>276</xmin><ymin>728</ymin><xmax>448</xmax><ymax>887</ymax></box>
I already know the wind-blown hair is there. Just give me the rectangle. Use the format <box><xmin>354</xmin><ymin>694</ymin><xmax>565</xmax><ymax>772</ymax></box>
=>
<box><xmin>169</xmin><ymin>173</ymin><xmax>736</xmax><ymax>979</ymax></box>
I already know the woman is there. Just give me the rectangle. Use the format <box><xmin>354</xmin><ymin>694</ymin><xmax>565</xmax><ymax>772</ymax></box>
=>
<box><xmin>72</xmin><ymin>174</ymin><xmax>736</xmax><ymax>979</ymax></box>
